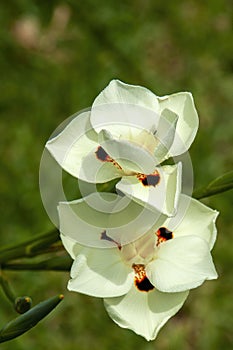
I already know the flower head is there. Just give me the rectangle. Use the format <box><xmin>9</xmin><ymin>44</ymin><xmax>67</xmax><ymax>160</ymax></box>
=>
<box><xmin>60</xmin><ymin>195</ymin><xmax>218</xmax><ymax>341</ymax></box>
<box><xmin>46</xmin><ymin>80</ymin><xmax>198</xmax><ymax>216</ymax></box>
<box><xmin>42</xmin><ymin>80</ymin><xmax>218</xmax><ymax>341</ymax></box>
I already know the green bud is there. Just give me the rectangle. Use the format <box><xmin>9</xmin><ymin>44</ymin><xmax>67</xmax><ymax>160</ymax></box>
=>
<box><xmin>14</xmin><ymin>297</ymin><xmax>32</xmax><ymax>314</ymax></box>
<box><xmin>0</xmin><ymin>294</ymin><xmax>64</xmax><ymax>343</ymax></box>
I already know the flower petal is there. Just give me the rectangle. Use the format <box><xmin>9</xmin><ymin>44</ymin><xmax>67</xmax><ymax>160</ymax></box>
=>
<box><xmin>158</xmin><ymin>92</ymin><xmax>199</xmax><ymax>156</ymax></box>
<box><xmin>91</xmin><ymin>79</ymin><xmax>159</xmax><ymax>130</ymax></box>
<box><xmin>147</xmin><ymin>236</ymin><xmax>218</xmax><ymax>293</ymax></box>
<box><xmin>116</xmin><ymin>163</ymin><xmax>182</xmax><ymax>216</ymax></box>
<box><xmin>58</xmin><ymin>193</ymin><xmax>126</xmax><ymax>248</ymax></box>
<box><xmin>91</xmin><ymin>103</ymin><xmax>159</xmax><ymax>142</ymax></box>
<box><xmin>154</xmin><ymin>108</ymin><xmax>178</xmax><ymax>162</ymax></box>
<box><xmin>93</xmin><ymin>80</ymin><xmax>159</xmax><ymax>110</ymax></box>
<box><xmin>104</xmin><ymin>285</ymin><xmax>188</xmax><ymax>341</ymax></box>
<box><xmin>68</xmin><ymin>247</ymin><xmax>133</xmax><ymax>298</ymax></box>
<box><xmin>46</xmin><ymin>111</ymin><xmax>100</xmax><ymax>179</ymax></box>
<box><xmin>164</xmin><ymin>195</ymin><xmax>219</xmax><ymax>249</ymax></box>
<box><xmin>97</xmin><ymin>108</ymin><xmax>178</xmax><ymax>166</ymax></box>
<box><xmin>98</xmin><ymin>129</ymin><xmax>156</xmax><ymax>174</ymax></box>
<box><xmin>58</xmin><ymin>193</ymin><xmax>166</xmax><ymax>248</ymax></box>
<box><xmin>79</xmin><ymin>148</ymin><xmax>123</xmax><ymax>183</ymax></box>
<box><xmin>60</xmin><ymin>234</ymin><xmax>80</xmax><ymax>259</ymax></box>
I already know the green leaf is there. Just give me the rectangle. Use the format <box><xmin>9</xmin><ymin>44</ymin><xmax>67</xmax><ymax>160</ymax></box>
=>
<box><xmin>0</xmin><ymin>294</ymin><xmax>64</xmax><ymax>343</ymax></box>
<box><xmin>193</xmin><ymin>171</ymin><xmax>233</xmax><ymax>199</ymax></box>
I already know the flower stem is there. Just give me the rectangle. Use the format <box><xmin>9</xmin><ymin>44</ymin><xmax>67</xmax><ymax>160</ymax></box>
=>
<box><xmin>193</xmin><ymin>170</ymin><xmax>233</xmax><ymax>199</ymax></box>
<box><xmin>0</xmin><ymin>270</ymin><xmax>16</xmax><ymax>304</ymax></box>
<box><xmin>2</xmin><ymin>256</ymin><xmax>72</xmax><ymax>272</ymax></box>
<box><xmin>0</xmin><ymin>229</ymin><xmax>60</xmax><ymax>264</ymax></box>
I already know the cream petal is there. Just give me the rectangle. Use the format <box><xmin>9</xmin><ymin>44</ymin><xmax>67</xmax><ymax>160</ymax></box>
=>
<box><xmin>78</xmin><ymin>147</ymin><xmax>123</xmax><ymax>183</ymax></box>
<box><xmin>91</xmin><ymin>103</ymin><xmax>160</xmax><ymax>141</ymax></box>
<box><xmin>98</xmin><ymin>129</ymin><xmax>156</xmax><ymax>174</ymax></box>
<box><xmin>58</xmin><ymin>193</ymin><xmax>165</xmax><ymax>248</ymax></box>
<box><xmin>147</xmin><ymin>236</ymin><xmax>218</xmax><ymax>293</ymax></box>
<box><xmin>104</xmin><ymin>285</ymin><xmax>188</xmax><ymax>341</ymax></box>
<box><xmin>164</xmin><ymin>195</ymin><xmax>219</xmax><ymax>249</ymax></box>
<box><xmin>46</xmin><ymin>111</ymin><xmax>99</xmax><ymax>179</ymax></box>
<box><xmin>60</xmin><ymin>233</ymin><xmax>81</xmax><ymax>259</ymax></box>
<box><xmin>158</xmin><ymin>92</ymin><xmax>199</xmax><ymax>156</ymax></box>
<box><xmin>154</xmin><ymin>108</ymin><xmax>178</xmax><ymax>162</ymax></box>
<box><xmin>68</xmin><ymin>247</ymin><xmax>133</xmax><ymax>298</ymax></box>
<box><xmin>93</xmin><ymin>80</ymin><xmax>159</xmax><ymax>110</ymax></box>
<box><xmin>91</xmin><ymin>79</ymin><xmax>160</xmax><ymax>133</ymax></box>
<box><xmin>116</xmin><ymin>163</ymin><xmax>182</xmax><ymax>216</ymax></box>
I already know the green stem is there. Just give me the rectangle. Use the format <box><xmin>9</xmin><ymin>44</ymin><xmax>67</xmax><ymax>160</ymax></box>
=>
<box><xmin>0</xmin><ymin>270</ymin><xmax>32</xmax><ymax>314</ymax></box>
<box><xmin>0</xmin><ymin>229</ymin><xmax>60</xmax><ymax>264</ymax></box>
<box><xmin>2</xmin><ymin>256</ymin><xmax>72</xmax><ymax>272</ymax></box>
<box><xmin>0</xmin><ymin>271</ymin><xmax>16</xmax><ymax>304</ymax></box>
<box><xmin>193</xmin><ymin>186</ymin><xmax>219</xmax><ymax>199</ymax></box>
<box><xmin>193</xmin><ymin>170</ymin><xmax>233</xmax><ymax>199</ymax></box>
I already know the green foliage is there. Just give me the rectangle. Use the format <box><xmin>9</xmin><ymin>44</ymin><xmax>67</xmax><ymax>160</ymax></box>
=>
<box><xmin>193</xmin><ymin>171</ymin><xmax>233</xmax><ymax>199</ymax></box>
<box><xmin>0</xmin><ymin>0</ymin><xmax>232</xmax><ymax>349</ymax></box>
<box><xmin>0</xmin><ymin>295</ymin><xmax>63</xmax><ymax>343</ymax></box>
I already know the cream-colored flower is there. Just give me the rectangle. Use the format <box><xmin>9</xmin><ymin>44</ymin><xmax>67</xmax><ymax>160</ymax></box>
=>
<box><xmin>46</xmin><ymin>80</ymin><xmax>198</xmax><ymax>216</ymax></box>
<box><xmin>60</xmin><ymin>195</ymin><xmax>218</xmax><ymax>341</ymax></box>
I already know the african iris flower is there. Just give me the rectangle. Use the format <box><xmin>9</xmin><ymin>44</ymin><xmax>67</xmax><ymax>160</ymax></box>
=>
<box><xmin>46</xmin><ymin>80</ymin><xmax>198</xmax><ymax>216</ymax></box>
<box><xmin>59</xmin><ymin>194</ymin><xmax>218</xmax><ymax>340</ymax></box>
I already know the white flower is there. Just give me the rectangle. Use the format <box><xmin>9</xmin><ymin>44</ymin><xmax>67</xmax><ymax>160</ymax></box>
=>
<box><xmin>60</xmin><ymin>195</ymin><xmax>218</xmax><ymax>341</ymax></box>
<box><xmin>46</xmin><ymin>80</ymin><xmax>198</xmax><ymax>216</ymax></box>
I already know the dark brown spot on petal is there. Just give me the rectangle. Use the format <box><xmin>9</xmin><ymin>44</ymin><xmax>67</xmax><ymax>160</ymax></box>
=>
<box><xmin>95</xmin><ymin>146</ymin><xmax>110</xmax><ymax>162</ymax></box>
<box><xmin>132</xmin><ymin>264</ymin><xmax>154</xmax><ymax>292</ymax></box>
<box><xmin>156</xmin><ymin>227</ymin><xmax>173</xmax><ymax>246</ymax></box>
<box><xmin>137</xmin><ymin>170</ymin><xmax>160</xmax><ymax>187</ymax></box>
<box><xmin>95</xmin><ymin>146</ymin><xmax>123</xmax><ymax>170</ymax></box>
<box><xmin>135</xmin><ymin>276</ymin><xmax>155</xmax><ymax>292</ymax></box>
<box><xmin>100</xmin><ymin>230</ymin><xmax>121</xmax><ymax>250</ymax></box>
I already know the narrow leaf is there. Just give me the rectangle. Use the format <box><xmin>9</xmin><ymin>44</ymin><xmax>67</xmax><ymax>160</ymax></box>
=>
<box><xmin>193</xmin><ymin>170</ymin><xmax>233</xmax><ymax>199</ymax></box>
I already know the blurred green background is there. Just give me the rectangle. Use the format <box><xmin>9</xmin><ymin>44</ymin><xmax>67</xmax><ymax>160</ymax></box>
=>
<box><xmin>0</xmin><ymin>0</ymin><xmax>232</xmax><ymax>349</ymax></box>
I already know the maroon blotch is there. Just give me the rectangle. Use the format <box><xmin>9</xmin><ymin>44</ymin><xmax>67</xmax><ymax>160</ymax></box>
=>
<box><xmin>100</xmin><ymin>230</ymin><xmax>121</xmax><ymax>250</ymax></box>
<box><xmin>95</xmin><ymin>146</ymin><xmax>110</xmax><ymax>162</ymax></box>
